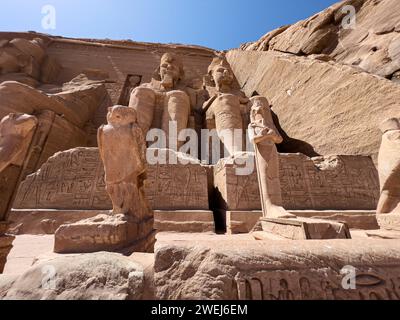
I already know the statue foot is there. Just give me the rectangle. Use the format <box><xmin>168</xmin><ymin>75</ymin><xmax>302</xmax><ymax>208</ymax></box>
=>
<box><xmin>392</xmin><ymin>203</ymin><xmax>400</xmax><ymax>215</ymax></box>
<box><xmin>266</xmin><ymin>205</ymin><xmax>296</xmax><ymax>219</ymax></box>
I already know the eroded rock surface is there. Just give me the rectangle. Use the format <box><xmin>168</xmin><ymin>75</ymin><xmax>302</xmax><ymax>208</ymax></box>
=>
<box><xmin>242</xmin><ymin>0</ymin><xmax>400</xmax><ymax>81</ymax></box>
<box><xmin>154</xmin><ymin>239</ymin><xmax>400</xmax><ymax>300</ymax></box>
<box><xmin>2</xmin><ymin>252</ymin><xmax>145</xmax><ymax>300</ymax></box>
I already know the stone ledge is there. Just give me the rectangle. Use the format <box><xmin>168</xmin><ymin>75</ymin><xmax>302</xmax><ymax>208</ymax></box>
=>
<box><xmin>226</xmin><ymin>210</ymin><xmax>378</xmax><ymax>234</ymax></box>
<box><xmin>154</xmin><ymin>239</ymin><xmax>400</xmax><ymax>300</ymax></box>
<box><xmin>154</xmin><ymin>210</ymin><xmax>215</xmax><ymax>233</ymax></box>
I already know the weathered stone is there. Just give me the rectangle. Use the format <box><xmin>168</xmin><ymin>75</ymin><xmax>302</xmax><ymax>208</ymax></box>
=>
<box><xmin>377</xmin><ymin>118</ymin><xmax>400</xmax><ymax>215</ymax></box>
<box><xmin>214</xmin><ymin>153</ymin><xmax>379</xmax><ymax>211</ymax></box>
<box><xmin>154</xmin><ymin>210</ymin><xmax>215</xmax><ymax>233</ymax></box>
<box><xmin>14</xmin><ymin>148</ymin><xmax>209</xmax><ymax>211</ymax></box>
<box><xmin>259</xmin><ymin>217</ymin><xmax>351</xmax><ymax>240</ymax></box>
<box><xmin>154</xmin><ymin>239</ymin><xmax>400</xmax><ymax>300</ymax></box>
<box><xmin>7</xmin><ymin>210</ymin><xmax>102</xmax><ymax>235</ymax></box>
<box><xmin>0</xmin><ymin>229</ymin><xmax>14</xmax><ymax>273</ymax></box>
<box><xmin>54</xmin><ymin>213</ymin><xmax>155</xmax><ymax>254</ymax></box>
<box><xmin>0</xmin><ymin>80</ymin><xmax>107</xmax><ymax>128</ymax></box>
<box><xmin>241</xmin><ymin>0</ymin><xmax>400</xmax><ymax>81</ymax></box>
<box><xmin>226</xmin><ymin>210</ymin><xmax>379</xmax><ymax>234</ymax></box>
<box><xmin>2</xmin><ymin>252</ymin><xmax>146</xmax><ymax>300</ymax></box>
<box><xmin>226</xmin><ymin>50</ymin><xmax>400</xmax><ymax>161</ymax></box>
<box><xmin>0</xmin><ymin>114</ymin><xmax>38</xmax><ymax>221</ymax></box>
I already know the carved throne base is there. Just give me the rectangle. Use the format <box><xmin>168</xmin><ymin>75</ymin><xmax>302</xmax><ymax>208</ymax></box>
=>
<box><xmin>253</xmin><ymin>217</ymin><xmax>351</xmax><ymax>240</ymax></box>
<box><xmin>54</xmin><ymin>213</ymin><xmax>155</xmax><ymax>254</ymax></box>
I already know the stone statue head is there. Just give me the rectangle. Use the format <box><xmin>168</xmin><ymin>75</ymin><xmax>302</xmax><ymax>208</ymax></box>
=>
<box><xmin>380</xmin><ymin>117</ymin><xmax>400</xmax><ymax>134</ymax></box>
<box><xmin>207</xmin><ymin>56</ymin><xmax>234</xmax><ymax>91</ymax></box>
<box><xmin>0</xmin><ymin>113</ymin><xmax>38</xmax><ymax>137</ymax></box>
<box><xmin>107</xmin><ymin>105</ymin><xmax>138</xmax><ymax>126</ymax></box>
<box><xmin>155</xmin><ymin>53</ymin><xmax>184</xmax><ymax>89</ymax></box>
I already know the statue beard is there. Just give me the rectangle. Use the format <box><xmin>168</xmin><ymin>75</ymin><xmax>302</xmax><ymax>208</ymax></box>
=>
<box><xmin>161</xmin><ymin>73</ymin><xmax>176</xmax><ymax>90</ymax></box>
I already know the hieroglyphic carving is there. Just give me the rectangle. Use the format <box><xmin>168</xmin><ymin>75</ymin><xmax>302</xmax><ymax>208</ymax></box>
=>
<box><xmin>14</xmin><ymin>147</ymin><xmax>209</xmax><ymax>211</ymax></box>
<box><xmin>235</xmin><ymin>269</ymin><xmax>400</xmax><ymax>300</ymax></box>
<box><xmin>214</xmin><ymin>153</ymin><xmax>379</xmax><ymax>211</ymax></box>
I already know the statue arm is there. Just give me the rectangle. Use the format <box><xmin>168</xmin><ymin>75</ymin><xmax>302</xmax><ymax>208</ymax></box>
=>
<box><xmin>249</xmin><ymin>99</ymin><xmax>283</xmax><ymax>145</ymax></box>
<box><xmin>133</xmin><ymin>126</ymin><xmax>147</xmax><ymax>169</ymax></box>
<box><xmin>202</xmin><ymin>95</ymin><xmax>217</xmax><ymax>114</ymax></box>
<box><xmin>97</xmin><ymin>125</ymin><xmax>105</xmax><ymax>161</ymax></box>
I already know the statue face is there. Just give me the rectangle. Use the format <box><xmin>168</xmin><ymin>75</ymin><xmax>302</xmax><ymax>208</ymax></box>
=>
<box><xmin>107</xmin><ymin>106</ymin><xmax>137</xmax><ymax>126</ymax></box>
<box><xmin>159</xmin><ymin>58</ymin><xmax>181</xmax><ymax>85</ymax></box>
<box><xmin>212</xmin><ymin>65</ymin><xmax>233</xmax><ymax>88</ymax></box>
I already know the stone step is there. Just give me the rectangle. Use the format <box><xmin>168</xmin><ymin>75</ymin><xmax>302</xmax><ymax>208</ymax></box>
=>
<box><xmin>226</xmin><ymin>210</ymin><xmax>378</xmax><ymax>234</ymax></box>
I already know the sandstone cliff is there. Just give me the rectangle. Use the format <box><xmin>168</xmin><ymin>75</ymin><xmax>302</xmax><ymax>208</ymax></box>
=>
<box><xmin>241</xmin><ymin>0</ymin><xmax>400</xmax><ymax>82</ymax></box>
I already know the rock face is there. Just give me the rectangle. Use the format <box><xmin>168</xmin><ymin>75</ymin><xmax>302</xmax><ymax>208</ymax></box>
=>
<box><xmin>154</xmin><ymin>239</ymin><xmax>400</xmax><ymax>300</ymax></box>
<box><xmin>226</xmin><ymin>50</ymin><xmax>400</xmax><ymax>160</ymax></box>
<box><xmin>2</xmin><ymin>252</ymin><xmax>146</xmax><ymax>300</ymax></box>
<box><xmin>241</xmin><ymin>0</ymin><xmax>400</xmax><ymax>82</ymax></box>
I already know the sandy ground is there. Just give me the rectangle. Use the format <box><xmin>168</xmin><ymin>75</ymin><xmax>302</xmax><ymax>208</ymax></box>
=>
<box><xmin>3</xmin><ymin>235</ymin><xmax>54</xmax><ymax>275</ymax></box>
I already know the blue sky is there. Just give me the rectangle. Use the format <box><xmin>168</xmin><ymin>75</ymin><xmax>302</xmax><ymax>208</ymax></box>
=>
<box><xmin>1</xmin><ymin>0</ymin><xmax>339</xmax><ymax>50</ymax></box>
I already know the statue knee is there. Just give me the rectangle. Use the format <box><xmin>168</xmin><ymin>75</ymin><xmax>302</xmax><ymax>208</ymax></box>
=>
<box><xmin>165</xmin><ymin>90</ymin><xmax>190</xmax><ymax>105</ymax></box>
<box><xmin>128</xmin><ymin>87</ymin><xmax>156</xmax><ymax>108</ymax></box>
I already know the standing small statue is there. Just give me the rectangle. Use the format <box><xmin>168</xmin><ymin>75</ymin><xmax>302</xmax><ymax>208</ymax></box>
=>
<box><xmin>0</xmin><ymin>113</ymin><xmax>38</xmax><ymax>173</ymax></box>
<box><xmin>248</xmin><ymin>97</ymin><xmax>295</xmax><ymax>219</ymax></box>
<box><xmin>97</xmin><ymin>105</ymin><xmax>149</xmax><ymax>220</ymax></box>
<box><xmin>377</xmin><ymin>117</ymin><xmax>400</xmax><ymax>215</ymax></box>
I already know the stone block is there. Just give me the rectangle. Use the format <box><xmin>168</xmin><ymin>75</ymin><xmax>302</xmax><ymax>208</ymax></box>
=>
<box><xmin>226</xmin><ymin>210</ymin><xmax>378</xmax><ymax>234</ymax></box>
<box><xmin>154</xmin><ymin>210</ymin><xmax>215</xmax><ymax>233</ymax></box>
<box><xmin>54</xmin><ymin>213</ymin><xmax>155</xmax><ymax>254</ymax></box>
<box><xmin>259</xmin><ymin>217</ymin><xmax>351</xmax><ymax>240</ymax></box>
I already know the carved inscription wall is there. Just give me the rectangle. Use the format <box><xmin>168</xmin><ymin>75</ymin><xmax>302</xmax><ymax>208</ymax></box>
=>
<box><xmin>154</xmin><ymin>240</ymin><xmax>400</xmax><ymax>300</ymax></box>
<box><xmin>235</xmin><ymin>269</ymin><xmax>400</xmax><ymax>300</ymax></box>
<box><xmin>13</xmin><ymin>148</ymin><xmax>209</xmax><ymax>210</ymax></box>
<box><xmin>214</xmin><ymin>153</ymin><xmax>380</xmax><ymax>210</ymax></box>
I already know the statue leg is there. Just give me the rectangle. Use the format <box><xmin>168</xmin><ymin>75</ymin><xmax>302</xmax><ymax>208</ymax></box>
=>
<box><xmin>129</xmin><ymin>87</ymin><xmax>156</xmax><ymax>135</ymax></box>
<box><xmin>213</xmin><ymin>94</ymin><xmax>244</xmax><ymax>156</ymax></box>
<box><xmin>106</xmin><ymin>182</ymin><xmax>125</xmax><ymax>214</ymax></box>
<box><xmin>162</xmin><ymin>90</ymin><xmax>190</xmax><ymax>149</ymax></box>
<box><xmin>377</xmin><ymin>190</ymin><xmax>400</xmax><ymax>214</ymax></box>
<box><xmin>255</xmin><ymin>142</ymin><xmax>295</xmax><ymax>219</ymax></box>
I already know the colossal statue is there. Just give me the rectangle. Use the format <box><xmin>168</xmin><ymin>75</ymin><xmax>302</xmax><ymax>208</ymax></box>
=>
<box><xmin>0</xmin><ymin>37</ymin><xmax>59</xmax><ymax>86</ymax></box>
<box><xmin>129</xmin><ymin>53</ymin><xmax>191</xmax><ymax>149</ymax></box>
<box><xmin>97</xmin><ymin>105</ymin><xmax>149</xmax><ymax>219</ymax></box>
<box><xmin>377</xmin><ymin>117</ymin><xmax>400</xmax><ymax>215</ymax></box>
<box><xmin>0</xmin><ymin>113</ymin><xmax>38</xmax><ymax>173</ymax></box>
<box><xmin>203</xmin><ymin>56</ymin><xmax>249</xmax><ymax>156</ymax></box>
<box><xmin>248</xmin><ymin>96</ymin><xmax>295</xmax><ymax>219</ymax></box>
